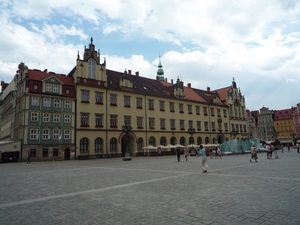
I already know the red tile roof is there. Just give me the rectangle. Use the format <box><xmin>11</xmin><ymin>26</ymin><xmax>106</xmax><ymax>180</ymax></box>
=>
<box><xmin>274</xmin><ymin>108</ymin><xmax>293</xmax><ymax>120</ymax></box>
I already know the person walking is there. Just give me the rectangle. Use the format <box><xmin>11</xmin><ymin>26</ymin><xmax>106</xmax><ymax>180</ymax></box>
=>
<box><xmin>184</xmin><ymin>148</ymin><xmax>189</xmax><ymax>161</ymax></box>
<box><xmin>175</xmin><ymin>147</ymin><xmax>181</xmax><ymax>162</ymax></box>
<box><xmin>217</xmin><ymin>147</ymin><xmax>222</xmax><ymax>159</ymax></box>
<box><xmin>296</xmin><ymin>143</ymin><xmax>299</xmax><ymax>154</ymax></box>
<box><xmin>250</xmin><ymin>145</ymin><xmax>257</xmax><ymax>162</ymax></box>
<box><xmin>26</xmin><ymin>151</ymin><xmax>31</xmax><ymax>164</ymax></box>
<box><xmin>287</xmin><ymin>144</ymin><xmax>290</xmax><ymax>153</ymax></box>
<box><xmin>199</xmin><ymin>145</ymin><xmax>208</xmax><ymax>173</ymax></box>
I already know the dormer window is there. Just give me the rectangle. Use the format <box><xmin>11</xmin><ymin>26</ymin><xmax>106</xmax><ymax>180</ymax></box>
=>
<box><xmin>33</xmin><ymin>84</ymin><xmax>38</xmax><ymax>90</ymax></box>
<box><xmin>88</xmin><ymin>59</ymin><xmax>96</xmax><ymax>79</ymax></box>
<box><xmin>66</xmin><ymin>89</ymin><xmax>70</xmax><ymax>94</ymax></box>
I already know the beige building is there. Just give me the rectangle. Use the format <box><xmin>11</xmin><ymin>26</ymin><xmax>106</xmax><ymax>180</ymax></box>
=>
<box><xmin>69</xmin><ymin>38</ymin><xmax>248</xmax><ymax>159</ymax></box>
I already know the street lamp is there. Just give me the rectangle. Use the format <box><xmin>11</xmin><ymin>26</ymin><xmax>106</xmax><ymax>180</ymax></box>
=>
<box><xmin>231</xmin><ymin>128</ymin><xmax>238</xmax><ymax>139</ymax></box>
<box><xmin>188</xmin><ymin>127</ymin><xmax>196</xmax><ymax>156</ymax></box>
<box><xmin>122</xmin><ymin>125</ymin><xmax>132</xmax><ymax>161</ymax></box>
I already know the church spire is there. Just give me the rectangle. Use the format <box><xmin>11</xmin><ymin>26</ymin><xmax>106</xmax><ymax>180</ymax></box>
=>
<box><xmin>157</xmin><ymin>56</ymin><xmax>164</xmax><ymax>81</ymax></box>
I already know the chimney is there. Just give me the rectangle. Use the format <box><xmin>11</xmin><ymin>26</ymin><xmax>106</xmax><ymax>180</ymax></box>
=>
<box><xmin>135</xmin><ymin>71</ymin><xmax>139</xmax><ymax>76</ymax></box>
<box><xmin>207</xmin><ymin>86</ymin><xmax>210</xmax><ymax>92</ymax></box>
<box><xmin>188</xmin><ymin>83</ymin><xmax>191</xmax><ymax>88</ymax></box>
<box><xmin>43</xmin><ymin>69</ymin><xmax>47</xmax><ymax>73</ymax></box>
<box><xmin>171</xmin><ymin>79</ymin><xmax>173</xmax><ymax>84</ymax></box>
<box><xmin>128</xmin><ymin>69</ymin><xmax>131</xmax><ymax>75</ymax></box>
<box><xmin>165</xmin><ymin>78</ymin><xmax>167</xmax><ymax>82</ymax></box>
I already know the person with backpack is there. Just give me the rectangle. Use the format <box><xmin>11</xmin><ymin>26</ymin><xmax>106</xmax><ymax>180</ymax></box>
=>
<box><xmin>199</xmin><ymin>145</ymin><xmax>208</xmax><ymax>173</ymax></box>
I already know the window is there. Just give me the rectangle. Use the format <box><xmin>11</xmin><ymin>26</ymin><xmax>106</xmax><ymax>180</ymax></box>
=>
<box><xmin>64</xmin><ymin>114</ymin><xmax>71</xmax><ymax>123</ymax></box>
<box><xmin>81</xmin><ymin>113</ymin><xmax>89</xmax><ymax>126</ymax></box>
<box><xmin>42</xmin><ymin>129</ymin><xmax>50</xmax><ymax>140</ymax></box>
<box><xmin>46</xmin><ymin>84</ymin><xmax>52</xmax><ymax>92</ymax></box>
<box><xmin>31</xmin><ymin>97</ymin><xmax>39</xmax><ymax>106</ymax></box>
<box><xmin>53</xmin><ymin>148</ymin><xmax>59</xmax><ymax>157</ymax></box>
<box><xmin>188</xmin><ymin>105</ymin><xmax>192</xmax><ymax>114</ymax></box>
<box><xmin>137</xmin><ymin>117</ymin><xmax>143</xmax><ymax>128</ymax></box>
<box><xmin>160</xmin><ymin>137</ymin><xmax>166</xmax><ymax>146</ymax></box>
<box><xmin>110</xmin><ymin>94</ymin><xmax>117</xmax><ymax>106</ymax></box>
<box><xmin>224</xmin><ymin>123</ymin><xmax>228</xmax><ymax>131</ymax></box>
<box><xmin>31</xmin><ymin>112</ymin><xmax>38</xmax><ymax>122</ymax></box>
<box><xmin>64</xmin><ymin>130</ymin><xmax>70</xmax><ymax>139</ymax></box>
<box><xmin>64</xmin><ymin>100</ymin><xmax>71</xmax><ymax>109</ymax></box>
<box><xmin>170</xmin><ymin>119</ymin><xmax>176</xmax><ymax>130</ymax></box>
<box><xmin>42</xmin><ymin>149</ymin><xmax>48</xmax><ymax>157</ymax></box>
<box><xmin>217</xmin><ymin>109</ymin><xmax>221</xmax><ymax>117</ymax></box>
<box><xmin>180</xmin><ymin>137</ymin><xmax>185</xmax><ymax>146</ymax></box>
<box><xmin>137</xmin><ymin>138</ymin><xmax>143</xmax><ymax>150</ymax></box>
<box><xmin>159</xmin><ymin>101</ymin><xmax>165</xmax><ymax>111</ymax></box>
<box><xmin>148</xmin><ymin>99</ymin><xmax>154</xmax><ymax>110</ymax></box>
<box><xmin>54</xmin><ymin>99</ymin><xmax>61</xmax><ymax>108</ymax></box>
<box><xmin>196</xmin><ymin>106</ymin><xmax>200</xmax><ymax>115</ymax></box>
<box><xmin>33</xmin><ymin>84</ymin><xmax>38</xmax><ymax>90</ymax></box>
<box><xmin>53</xmin><ymin>85</ymin><xmax>59</xmax><ymax>93</ymax></box>
<box><xmin>30</xmin><ymin>129</ymin><xmax>38</xmax><ymax>140</ymax></box>
<box><xmin>95</xmin><ymin>92</ymin><xmax>103</xmax><ymax>104</ymax></box>
<box><xmin>149</xmin><ymin>137</ymin><xmax>155</xmax><ymax>146</ymax></box>
<box><xmin>180</xmin><ymin>120</ymin><xmax>185</xmax><ymax>130</ymax></box>
<box><xmin>80</xmin><ymin>138</ymin><xmax>89</xmax><ymax>151</ymax></box>
<box><xmin>223</xmin><ymin>109</ymin><xmax>227</xmax><ymax>117</ymax></box>
<box><xmin>110</xmin><ymin>115</ymin><xmax>117</xmax><ymax>128</ymax></box>
<box><xmin>110</xmin><ymin>138</ymin><xmax>117</xmax><ymax>151</ymax></box>
<box><xmin>53</xmin><ymin>129</ymin><xmax>60</xmax><ymax>140</ymax></box>
<box><xmin>43</xmin><ymin>113</ymin><xmax>50</xmax><ymax>122</ymax></box>
<box><xmin>211</xmin><ymin>122</ymin><xmax>216</xmax><ymax>131</ymax></box>
<box><xmin>136</xmin><ymin>97</ymin><xmax>143</xmax><ymax>109</ymax></box>
<box><xmin>124</xmin><ymin>116</ymin><xmax>131</xmax><ymax>126</ymax></box>
<box><xmin>95</xmin><ymin>114</ymin><xmax>103</xmax><ymax>127</ymax></box>
<box><xmin>211</xmin><ymin>108</ymin><xmax>215</xmax><ymax>116</ymax></box>
<box><xmin>53</xmin><ymin>114</ymin><xmax>60</xmax><ymax>123</ymax></box>
<box><xmin>66</xmin><ymin>89</ymin><xmax>70</xmax><ymax>94</ymax></box>
<box><xmin>81</xmin><ymin>90</ymin><xmax>89</xmax><ymax>102</ymax></box>
<box><xmin>88</xmin><ymin>59</ymin><xmax>96</xmax><ymax>79</ymax></box>
<box><xmin>160</xmin><ymin>118</ymin><xmax>166</xmax><ymax>129</ymax></box>
<box><xmin>95</xmin><ymin>138</ymin><xmax>103</xmax><ymax>151</ymax></box>
<box><xmin>179</xmin><ymin>103</ymin><xmax>184</xmax><ymax>113</ymax></box>
<box><xmin>203</xmin><ymin>107</ymin><xmax>208</xmax><ymax>115</ymax></box>
<box><xmin>124</xmin><ymin>96</ymin><xmax>131</xmax><ymax>107</ymax></box>
<box><xmin>43</xmin><ymin>98</ymin><xmax>51</xmax><ymax>107</ymax></box>
<box><xmin>169</xmin><ymin>102</ymin><xmax>175</xmax><ymax>112</ymax></box>
<box><xmin>30</xmin><ymin>149</ymin><xmax>36</xmax><ymax>158</ymax></box>
<box><xmin>197</xmin><ymin>121</ymin><xmax>201</xmax><ymax>131</ymax></box>
<box><xmin>149</xmin><ymin>117</ymin><xmax>155</xmax><ymax>129</ymax></box>
<box><xmin>188</xmin><ymin>120</ymin><xmax>193</xmax><ymax>128</ymax></box>
<box><xmin>204</xmin><ymin>121</ymin><xmax>209</xmax><ymax>131</ymax></box>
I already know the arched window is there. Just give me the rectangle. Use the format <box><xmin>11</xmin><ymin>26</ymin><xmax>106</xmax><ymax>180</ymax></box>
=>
<box><xmin>137</xmin><ymin>138</ymin><xmax>143</xmax><ymax>150</ymax></box>
<box><xmin>160</xmin><ymin>137</ymin><xmax>166</xmax><ymax>146</ymax></box>
<box><xmin>197</xmin><ymin>137</ymin><xmax>202</xmax><ymax>145</ymax></box>
<box><xmin>205</xmin><ymin>137</ymin><xmax>210</xmax><ymax>144</ymax></box>
<box><xmin>88</xmin><ymin>59</ymin><xmax>96</xmax><ymax>79</ymax></box>
<box><xmin>170</xmin><ymin>137</ymin><xmax>176</xmax><ymax>145</ymax></box>
<box><xmin>149</xmin><ymin>137</ymin><xmax>155</xmax><ymax>146</ymax></box>
<box><xmin>110</xmin><ymin>138</ymin><xmax>117</xmax><ymax>151</ymax></box>
<box><xmin>180</xmin><ymin>136</ymin><xmax>185</xmax><ymax>146</ymax></box>
<box><xmin>80</xmin><ymin>138</ymin><xmax>89</xmax><ymax>151</ymax></box>
<box><xmin>95</xmin><ymin>138</ymin><xmax>103</xmax><ymax>151</ymax></box>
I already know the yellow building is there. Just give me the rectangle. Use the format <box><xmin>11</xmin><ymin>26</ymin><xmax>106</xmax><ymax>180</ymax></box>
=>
<box><xmin>69</xmin><ymin>38</ymin><xmax>248</xmax><ymax>159</ymax></box>
<box><xmin>274</xmin><ymin>108</ymin><xmax>294</xmax><ymax>145</ymax></box>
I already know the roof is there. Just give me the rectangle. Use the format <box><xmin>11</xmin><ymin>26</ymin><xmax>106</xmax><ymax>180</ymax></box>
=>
<box><xmin>274</xmin><ymin>108</ymin><xmax>293</xmax><ymax>120</ymax></box>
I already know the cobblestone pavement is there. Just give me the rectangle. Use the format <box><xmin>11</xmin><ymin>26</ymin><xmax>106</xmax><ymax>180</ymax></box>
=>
<box><xmin>0</xmin><ymin>147</ymin><xmax>300</xmax><ymax>225</ymax></box>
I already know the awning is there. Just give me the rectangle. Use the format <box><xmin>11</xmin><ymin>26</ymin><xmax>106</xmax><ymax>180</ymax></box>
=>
<box><xmin>280</xmin><ymin>140</ymin><xmax>293</xmax><ymax>144</ymax></box>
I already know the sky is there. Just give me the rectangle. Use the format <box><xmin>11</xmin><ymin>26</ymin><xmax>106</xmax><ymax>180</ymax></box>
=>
<box><xmin>1</xmin><ymin>0</ymin><xmax>300</xmax><ymax>111</ymax></box>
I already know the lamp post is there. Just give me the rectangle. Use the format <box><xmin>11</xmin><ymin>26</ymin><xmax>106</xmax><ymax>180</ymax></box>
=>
<box><xmin>122</xmin><ymin>125</ymin><xmax>132</xmax><ymax>161</ymax></box>
<box><xmin>188</xmin><ymin>127</ymin><xmax>196</xmax><ymax>156</ymax></box>
<box><xmin>231</xmin><ymin>128</ymin><xmax>238</xmax><ymax>139</ymax></box>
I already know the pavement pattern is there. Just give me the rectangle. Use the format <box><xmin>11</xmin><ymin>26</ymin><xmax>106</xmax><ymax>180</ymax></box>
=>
<box><xmin>0</xmin><ymin>147</ymin><xmax>300</xmax><ymax>225</ymax></box>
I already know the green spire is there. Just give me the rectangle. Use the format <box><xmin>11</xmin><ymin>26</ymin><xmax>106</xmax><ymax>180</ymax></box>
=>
<box><xmin>157</xmin><ymin>56</ymin><xmax>164</xmax><ymax>81</ymax></box>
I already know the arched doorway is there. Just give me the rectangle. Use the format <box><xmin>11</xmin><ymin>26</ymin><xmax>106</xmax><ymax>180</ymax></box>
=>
<box><xmin>121</xmin><ymin>134</ymin><xmax>133</xmax><ymax>157</ymax></box>
<box><xmin>218</xmin><ymin>135</ymin><xmax>224</xmax><ymax>144</ymax></box>
<box><xmin>64</xmin><ymin>148</ymin><xmax>70</xmax><ymax>160</ymax></box>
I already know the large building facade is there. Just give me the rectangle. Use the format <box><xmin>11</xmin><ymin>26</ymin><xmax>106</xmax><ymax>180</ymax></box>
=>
<box><xmin>1</xmin><ymin>38</ymin><xmax>249</xmax><ymax>161</ymax></box>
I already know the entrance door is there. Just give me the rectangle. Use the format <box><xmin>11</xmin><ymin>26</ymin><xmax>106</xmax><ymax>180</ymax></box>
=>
<box><xmin>64</xmin><ymin>148</ymin><xmax>70</xmax><ymax>160</ymax></box>
<box><xmin>121</xmin><ymin>135</ymin><xmax>132</xmax><ymax>157</ymax></box>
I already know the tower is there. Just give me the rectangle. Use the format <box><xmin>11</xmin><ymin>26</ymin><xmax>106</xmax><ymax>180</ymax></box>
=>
<box><xmin>157</xmin><ymin>56</ymin><xmax>164</xmax><ymax>81</ymax></box>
